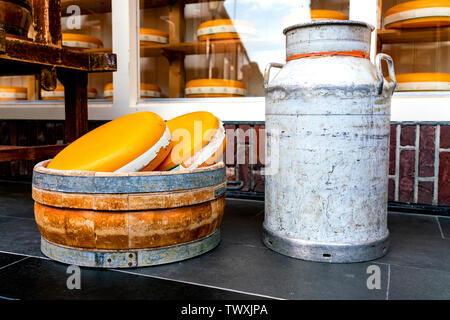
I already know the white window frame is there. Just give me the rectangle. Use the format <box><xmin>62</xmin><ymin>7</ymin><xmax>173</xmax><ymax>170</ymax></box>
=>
<box><xmin>0</xmin><ymin>0</ymin><xmax>449</xmax><ymax>122</ymax></box>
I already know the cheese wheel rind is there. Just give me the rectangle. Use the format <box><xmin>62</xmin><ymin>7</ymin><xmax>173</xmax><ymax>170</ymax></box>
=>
<box><xmin>156</xmin><ymin>111</ymin><xmax>225</xmax><ymax>171</ymax></box>
<box><xmin>47</xmin><ymin>112</ymin><xmax>168</xmax><ymax>172</ymax></box>
<box><xmin>385</xmin><ymin>0</ymin><xmax>450</xmax><ymax>29</ymax></box>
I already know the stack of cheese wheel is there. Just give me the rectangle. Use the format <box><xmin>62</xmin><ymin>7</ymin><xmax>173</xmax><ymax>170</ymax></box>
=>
<box><xmin>310</xmin><ymin>10</ymin><xmax>349</xmax><ymax>20</ymax></box>
<box><xmin>0</xmin><ymin>86</ymin><xmax>27</xmax><ymax>101</ymax></box>
<box><xmin>140</xmin><ymin>28</ymin><xmax>169</xmax><ymax>46</ymax></box>
<box><xmin>41</xmin><ymin>84</ymin><xmax>97</xmax><ymax>100</ymax></box>
<box><xmin>185</xmin><ymin>79</ymin><xmax>246</xmax><ymax>98</ymax></box>
<box><xmin>104</xmin><ymin>83</ymin><xmax>161</xmax><ymax>99</ymax></box>
<box><xmin>62</xmin><ymin>33</ymin><xmax>104</xmax><ymax>49</ymax></box>
<box><xmin>384</xmin><ymin>0</ymin><xmax>450</xmax><ymax>29</ymax></box>
<box><xmin>32</xmin><ymin>111</ymin><xmax>226</xmax><ymax>268</ymax></box>
<box><xmin>393</xmin><ymin>73</ymin><xmax>450</xmax><ymax>91</ymax></box>
<box><xmin>197</xmin><ymin>19</ymin><xmax>257</xmax><ymax>41</ymax></box>
<box><xmin>156</xmin><ymin>111</ymin><xmax>226</xmax><ymax>171</ymax></box>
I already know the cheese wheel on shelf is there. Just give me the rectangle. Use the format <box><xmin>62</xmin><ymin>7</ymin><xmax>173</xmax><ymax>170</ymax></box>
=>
<box><xmin>140</xmin><ymin>28</ymin><xmax>169</xmax><ymax>45</ymax></box>
<box><xmin>384</xmin><ymin>0</ymin><xmax>450</xmax><ymax>29</ymax></box>
<box><xmin>0</xmin><ymin>86</ymin><xmax>27</xmax><ymax>101</ymax></box>
<box><xmin>185</xmin><ymin>79</ymin><xmax>246</xmax><ymax>98</ymax></box>
<box><xmin>393</xmin><ymin>73</ymin><xmax>450</xmax><ymax>91</ymax></box>
<box><xmin>310</xmin><ymin>10</ymin><xmax>349</xmax><ymax>20</ymax></box>
<box><xmin>47</xmin><ymin>112</ymin><xmax>172</xmax><ymax>172</ymax></box>
<box><xmin>62</xmin><ymin>33</ymin><xmax>104</xmax><ymax>49</ymax></box>
<box><xmin>155</xmin><ymin>111</ymin><xmax>226</xmax><ymax>171</ymax></box>
<box><xmin>197</xmin><ymin>19</ymin><xmax>257</xmax><ymax>41</ymax></box>
<box><xmin>41</xmin><ymin>84</ymin><xmax>98</xmax><ymax>100</ymax></box>
<box><xmin>104</xmin><ymin>83</ymin><xmax>161</xmax><ymax>99</ymax></box>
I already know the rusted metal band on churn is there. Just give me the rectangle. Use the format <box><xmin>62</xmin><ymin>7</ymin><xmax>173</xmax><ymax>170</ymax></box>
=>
<box><xmin>286</xmin><ymin>50</ymin><xmax>370</xmax><ymax>62</ymax></box>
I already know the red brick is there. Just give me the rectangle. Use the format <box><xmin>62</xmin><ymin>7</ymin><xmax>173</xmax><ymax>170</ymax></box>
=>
<box><xmin>255</xmin><ymin>125</ymin><xmax>265</xmax><ymax>166</ymax></box>
<box><xmin>438</xmin><ymin>152</ymin><xmax>450</xmax><ymax>205</ymax></box>
<box><xmin>252</xmin><ymin>170</ymin><xmax>265</xmax><ymax>193</ymax></box>
<box><xmin>238</xmin><ymin>145</ymin><xmax>250</xmax><ymax>192</ymax></box>
<box><xmin>226</xmin><ymin>166</ymin><xmax>236</xmax><ymax>181</ymax></box>
<box><xmin>418</xmin><ymin>181</ymin><xmax>434</xmax><ymax>205</ymax></box>
<box><xmin>419</xmin><ymin>126</ymin><xmax>435</xmax><ymax>177</ymax></box>
<box><xmin>389</xmin><ymin>125</ymin><xmax>396</xmax><ymax>175</ymax></box>
<box><xmin>224</xmin><ymin>125</ymin><xmax>236</xmax><ymax>166</ymax></box>
<box><xmin>440</xmin><ymin>126</ymin><xmax>450</xmax><ymax>149</ymax></box>
<box><xmin>388</xmin><ymin>179</ymin><xmax>395</xmax><ymax>202</ymax></box>
<box><xmin>237</xmin><ymin>124</ymin><xmax>251</xmax><ymax>144</ymax></box>
<box><xmin>400</xmin><ymin>125</ymin><xmax>416</xmax><ymax>146</ymax></box>
<box><xmin>398</xmin><ymin>149</ymin><xmax>415</xmax><ymax>203</ymax></box>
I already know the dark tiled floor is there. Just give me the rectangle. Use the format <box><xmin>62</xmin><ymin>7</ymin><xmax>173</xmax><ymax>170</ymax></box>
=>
<box><xmin>0</xmin><ymin>181</ymin><xmax>449</xmax><ymax>300</ymax></box>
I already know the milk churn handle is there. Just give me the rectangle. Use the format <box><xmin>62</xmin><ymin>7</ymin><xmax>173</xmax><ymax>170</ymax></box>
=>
<box><xmin>264</xmin><ymin>63</ymin><xmax>284</xmax><ymax>88</ymax></box>
<box><xmin>375</xmin><ymin>53</ymin><xmax>397</xmax><ymax>96</ymax></box>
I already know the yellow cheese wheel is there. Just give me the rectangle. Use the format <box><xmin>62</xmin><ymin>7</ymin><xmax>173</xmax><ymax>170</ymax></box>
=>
<box><xmin>185</xmin><ymin>79</ymin><xmax>246</xmax><ymax>98</ymax></box>
<box><xmin>104</xmin><ymin>83</ymin><xmax>161</xmax><ymax>99</ymax></box>
<box><xmin>311</xmin><ymin>10</ymin><xmax>349</xmax><ymax>20</ymax></box>
<box><xmin>197</xmin><ymin>19</ymin><xmax>256</xmax><ymax>41</ymax></box>
<box><xmin>385</xmin><ymin>0</ymin><xmax>450</xmax><ymax>29</ymax></box>
<box><xmin>41</xmin><ymin>84</ymin><xmax>98</xmax><ymax>100</ymax></box>
<box><xmin>155</xmin><ymin>111</ymin><xmax>226</xmax><ymax>171</ymax></box>
<box><xmin>62</xmin><ymin>33</ymin><xmax>104</xmax><ymax>49</ymax></box>
<box><xmin>0</xmin><ymin>86</ymin><xmax>27</xmax><ymax>101</ymax></box>
<box><xmin>140</xmin><ymin>28</ymin><xmax>169</xmax><ymax>45</ymax></box>
<box><xmin>392</xmin><ymin>72</ymin><xmax>450</xmax><ymax>91</ymax></box>
<box><xmin>47</xmin><ymin>112</ymin><xmax>172</xmax><ymax>172</ymax></box>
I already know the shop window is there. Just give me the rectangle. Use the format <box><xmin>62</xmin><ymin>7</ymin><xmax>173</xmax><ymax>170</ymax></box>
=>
<box><xmin>378</xmin><ymin>0</ymin><xmax>450</xmax><ymax>92</ymax></box>
<box><xmin>138</xmin><ymin>0</ymin><xmax>350</xmax><ymax>100</ymax></box>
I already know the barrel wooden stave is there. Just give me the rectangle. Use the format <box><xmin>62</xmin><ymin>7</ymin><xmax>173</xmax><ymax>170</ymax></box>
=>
<box><xmin>32</xmin><ymin>182</ymin><xmax>226</xmax><ymax>211</ymax></box>
<box><xmin>34</xmin><ymin>196</ymin><xmax>225</xmax><ymax>250</ymax></box>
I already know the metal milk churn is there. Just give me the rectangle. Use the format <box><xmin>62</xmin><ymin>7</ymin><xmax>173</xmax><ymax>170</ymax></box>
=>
<box><xmin>263</xmin><ymin>20</ymin><xmax>397</xmax><ymax>263</ymax></box>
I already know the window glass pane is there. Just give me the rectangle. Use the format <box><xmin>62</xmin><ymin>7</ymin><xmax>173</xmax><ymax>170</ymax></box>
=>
<box><xmin>139</xmin><ymin>0</ymin><xmax>349</xmax><ymax>100</ymax></box>
<box><xmin>0</xmin><ymin>0</ymin><xmax>113</xmax><ymax>102</ymax></box>
<box><xmin>379</xmin><ymin>0</ymin><xmax>450</xmax><ymax>91</ymax></box>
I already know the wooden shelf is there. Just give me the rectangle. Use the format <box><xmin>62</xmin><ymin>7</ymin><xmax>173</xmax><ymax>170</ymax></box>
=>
<box><xmin>378</xmin><ymin>27</ymin><xmax>450</xmax><ymax>44</ymax></box>
<box><xmin>140</xmin><ymin>39</ymin><xmax>244</xmax><ymax>58</ymax></box>
<box><xmin>0</xmin><ymin>145</ymin><xmax>67</xmax><ymax>162</ymax></box>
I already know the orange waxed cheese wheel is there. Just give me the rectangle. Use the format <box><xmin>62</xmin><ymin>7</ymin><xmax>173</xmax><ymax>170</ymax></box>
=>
<box><xmin>155</xmin><ymin>111</ymin><xmax>225</xmax><ymax>171</ymax></box>
<box><xmin>48</xmin><ymin>112</ymin><xmax>172</xmax><ymax>172</ymax></box>
<box><xmin>390</xmin><ymin>72</ymin><xmax>450</xmax><ymax>91</ymax></box>
<box><xmin>41</xmin><ymin>84</ymin><xmax>97</xmax><ymax>100</ymax></box>
<box><xmin>185</xmin><ymin>79</ymin><xmax>246</xmax><ymax>98</ymax></box>
<box><xmin>62</xmin><ymin>33</ymin><xmax>104</xmax><ymax>49</ymax></box>
<box><xmin>384</xmin><ymin>0</ymin><xmax>450</xmax><ymax>29</ymax></box>
<box><xmin>197</xmin><ymin>19</ymin><xmax>256</xmax><ymax>41</ymax></box>
<box><xmin>0</xmin><ymin>86</ymin><xmax>27</xmax><ymax>100</ymax></box>
<box><xmin>310</xmin><ymin>10</ymin><xmax>348</xmax><ymax>20</ymax></box>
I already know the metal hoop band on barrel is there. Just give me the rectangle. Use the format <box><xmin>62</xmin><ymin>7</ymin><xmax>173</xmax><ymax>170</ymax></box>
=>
<box><xmin>32</xmin><ymin>160</ymin><xmax>226</xmax><ymax>194</ymax></box>
<box><xmin>41</xmin><ymin>230</ymin><xmax>221</xmax><ymax>268</ymax></box>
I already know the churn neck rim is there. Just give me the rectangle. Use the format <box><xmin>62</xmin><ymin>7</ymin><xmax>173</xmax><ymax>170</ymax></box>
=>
<box><xmin>283</xmin><ymin>20</ymin><xmax>375</xmax><ymax>35</ymax></box>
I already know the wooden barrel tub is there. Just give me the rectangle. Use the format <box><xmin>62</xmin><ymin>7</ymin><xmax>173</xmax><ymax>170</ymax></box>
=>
<box><xmin>32</xmin><ymin>160</ymin><xmax>227</xmax><ymax>268</ymax></box>
<box><xmin>0</xmin><ymin>0</ymin><xmax>32</xmax><ymax>37</ymax></box>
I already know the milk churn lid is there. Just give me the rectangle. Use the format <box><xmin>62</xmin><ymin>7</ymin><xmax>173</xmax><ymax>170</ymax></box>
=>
<box><xmin>283</xmin><ymin>20</ymin><xmax>375</xmax><ymax>35</ymax></box>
